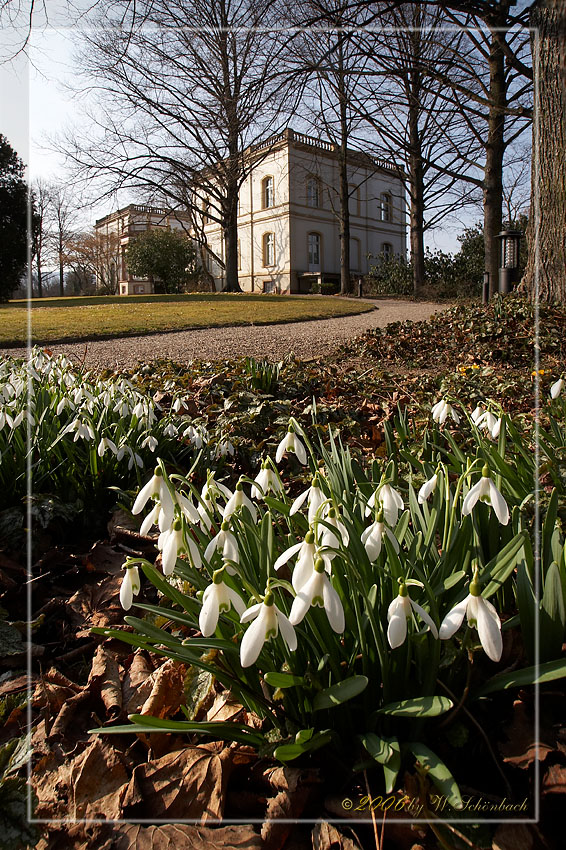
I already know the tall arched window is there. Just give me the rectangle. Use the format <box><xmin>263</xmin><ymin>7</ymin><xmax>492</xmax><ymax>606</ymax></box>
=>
<box><xmin>306</xmin><ymin>176</ymin><xmax>321</xmax><ymax>208</ymax></box>
<box><xmin>350</xmin><ymin>238</ymin><xmax>361</xmax><ymax>271</ymax></box>
<box><xmin>307</xmin><ymin>232</ymin><xmax>321</xmax><ymax>271</ymax></box>
<box><xmin>380</xmin><ymin>192</ymin><xmax>392</xmax><ymax>222</ymax></box>
<box><xmin>262</xmin><ymin>176</ymin><xmax>274</xmax><ymax>209</ymax></box>
<box><xmin>263</xmin><ymin>232</ymin><xmax>275</xmax><ymax>266</ymax></box>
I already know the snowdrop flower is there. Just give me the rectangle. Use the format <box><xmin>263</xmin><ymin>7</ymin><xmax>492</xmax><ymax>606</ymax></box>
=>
<box><xmin>202</xmin><ymin>472</ymin><xmax>232</xmax><ymax>505</ymax></box>
<box><xmin>174</xmin><ymin>491</ymin><xmax>200</xmax><ymax>525</ymax></box>
<box><xmin>251</xmin><ymin>460</ymin><xmax>284</xmax><ymax>500</ymax></box>
<box><xmin>216</xmin><ymin>439</ymin><xmax>235</xmax><ymax>458</ymax></box>
<box><xmin>274</xmin><ymin>529</ymin><xmax>325</xmax><ymax>591</ymax></box>
<box><xmin>240</xmin><ymin>591</ymin><xmax>297</xmax><ymax>668</ymax></box>
<box><xmin>183</xmin><ymin>424</ymin><xmax>207</xmax><ymax>449</ymax></box>
<box><xmin>289</xmin><ymin>557</ymin><xmax>345</xmax><ymax>634</ymax></box>
<box><xmin>387</xmin><ymin>579</ymin><xmax>438</xmax><ymax>649</ymax></box>
<box><xmin>361</xmin><ymin>508</ymin><xmax>399</xmax><ymax>562</ymax></box>
<box><xmin>120</xmin><ymin>564</ymin><xmax>141</xmax><ymax>611</ymax></box>
<box><xmin>472</xmin><ymin>407</ymin><xmax>502</xmax><ymax>440</ymax></box>
<box><xmin>141</xmin><ymin>434</ymin><xmax>158</xmax><ymax>452</ymax></box>
<box><xmin>462</xmin><ymin>465</ymin><xmax>509</xmax><ymax>525</ymax></box>
<box><xmin>139</xmin><ymin>502</ymin><xmax>161</xmax><ymax>536</ymax></box>
<box><xmin>132</xmin><ymin>467</ymin><xmax>175</xmax><ymax>529</ymax></box>
<box><xmin>223</xmin><ymin>480</ymin><xmax>257</xmax><ymax>523</ymax></box>
<box><xmin>73</xmin><ymin>420</ymin><xmax>95</xmax><ymax>442</ymax></box>
<box><xmin>163</xmin><ymin>422</ymin><xmax>179</xmax><ymax>438</ymax></box>
<box><xmin>439</xmin><ymin>569</ymin><xmax>502</xmax><ymax>662</ymax></box>
<box><xmin>318</xmin><ymin>506</ymin><xmax>349</xmax><ymax>556</ymax></box>
<box><xmin>158</xmin><ymin>519</ymin><xmax>201</xmax><ymax>575</ymax></box>
<box><xmin>199</xmin><ymin>568</ymin><xmax>246</xmax><ymax>637</ymax></box>
<box><xmin>204</xmin><ymin>520</ymin><xmax>239</xmax><ymax>569</ymax></box>
<box><xmin>97</xmin><ymin>436</ymin><xmax>117</xmax><ymax>457</ymax></box>
<box><xmin>198</xmin><ymin>494</ymin><xmax>215</xmax><ymax>532</ymax></box>
<box><xmin>431</xmin><ymin>399</ymin><xmax>460</xmax><ymax>426</ymax></box>
<box><xmin>275</xmin><ymin>424</ymin><xmax>307</xmax><ymax>465</ymax></box>
<box><xmin>418</xmin><ymin>473</ymin><xmax>438</xmax><ymax>504</ymax></box>
<box><xmin>290</xmin><ymin>475</ymin><xmax>325</xmax><ymax>523</ymax></box>
<box><xmin>365</xmin><ymin>483</ymin><xmax>404</xmax><ymax>527</ymax></box>
<box><xmin>551</xmin><ymin>378</ymin><xmax>564</xmax><ymax>399</ymax></box>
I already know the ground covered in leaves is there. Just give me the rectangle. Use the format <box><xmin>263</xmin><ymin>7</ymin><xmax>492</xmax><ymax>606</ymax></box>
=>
<box><xmin>1</xmin><ymin>296</ymin><xmax>565</xmax><ymax>850</ymax></box>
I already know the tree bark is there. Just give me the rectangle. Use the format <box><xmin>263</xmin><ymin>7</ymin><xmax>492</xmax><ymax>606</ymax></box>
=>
<box><xmin>520</xmin><ymin>0</ymin><xmax>566</xmax><ymax>302</ymax></box>
<box><xmin>408</xmin><ymin>19</ymin><xmax>426</xmax><ymax>295</ymax></box>
<box><xmin>484</xmin><ymin>28</ymin><xmax>506</xmax><ymax>298</ymax></box>
<box><xmin>338</xmin><ymin>34</ymin><xmax>351</xmax><ymax>297</ymax></box>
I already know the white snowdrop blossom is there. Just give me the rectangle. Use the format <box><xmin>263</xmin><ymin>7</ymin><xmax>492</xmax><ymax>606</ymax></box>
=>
<box><xmin>387</xmin><ymin>580</ymin><xmax>438</xmax><ymax>649</ymax></box>
<box><xmin>439</xmin><ymin>570</ymin><xmax>502</xmax><ymax>662</ymax></box>
<box><xmin>216</xmin><ymin>439</ymin><xmax>235</xmax><ymax>458</ymax></box>
<box><xmin>462</xmin><ymin>465</ymin><xmax>509</xmax><ymax>525</ymax></box>
<box><xmin>132</xmin><ymin>468</ymin><xmax>175</xmax><ymax>529</ymax></box>
<box><xmin>251</xmin><ymin>460</ymin><xmax>284</xmax><ymax>500</ymax></box>
<box><xmin>204</xmin><ymin>520</ymin><xmax>239</xmax><ymax>570</ymax></box>
<box><xmin>158</xmin><ymin>519</ymin><xmax>202</xmax><ymax>575</ymax></box>
<box><xmin>240</xmin><ymin>592</ymin><xmax>297</xmax><ymax>668</ymax></box>
<box><xmin>141</xmin><ymin>434</ymin><xmax>158</xmax><ymax>452</ymax></box>
<box><xmin>163</xmin><ymin>422</ymin><xmax>179</xmax><ymax>438</ymax></box>
<box><xmin>183</xmin><ymin>425</ymin><xmax>208</xmax><ymax>449</ymax></box>
<box><xmin>551</xmin><ymin>378</ymin><xmax>564</xmax><ymax>399</ymax></box>
<box><xmin>472</xmin><ymin>407</ymin><xmax>502</xmax><ymax>440</ymax></box>
<box><xmin>289</xmin><ymin>476</ymin><xmax>325</xmax><ymax>524</ymax></box>
<box><xmin>431</xmin><ymin>399</ymin><xmax>460</xmax><ymax>426</ymax></box>
<box><xmin>199</xmin><ymin>568</ymin><xmax>246</xmax><ymax>637</ymax></box>
<box><xmin>201</xmin><ymin>473</ymin><xmax>232</xmax><ymax>505</ymax></box>
<box><xmin>223</xmin><ymin>480</ymin><xmax>257</xmax><ymax>522</ymax></box>
<box><xmin>274</xmin><ymin>529</ymin><xmax>327</xmax><ymax>592</ymax></box>
<box><xmin>174</xmin><ymin>491</ymin><xmax>200</xmax><ymax>525</ymax></box>
<box><xmin>365</xmin><ymin>483</ymin><xmax>404</xmax><ymax>527</ymax></box>
<box><xmin>289</xmin><ymin>557</ymin><xmax>345</xmax><ymax>634</ymax></box>
<box><xmin>275</xmin><ymin>425</ymin><xmax>307</xmax><ymax>465</ymax></box>
<box><xmin>119</xmin><ymin>564</ymin><xmax>141</xmax><ymax>611</ymax></box>
<box><xmin>97</xmin><ymin>436</ymin><xmax>118</xmax><ymax>457</ymax></box>
<box><xmin>418</xmin><ymin>473</ymin><xmax>438</xmax><ymax>504</ymax></box>
<box><xmin>318</xmin><ymin>506</ymin><xmax>349</xmax><ymax>556</ymax></box>
<box><xmin>361</xmin><ymin>509</ymin><xmax>399</xmax><ymax>562</ymax></box>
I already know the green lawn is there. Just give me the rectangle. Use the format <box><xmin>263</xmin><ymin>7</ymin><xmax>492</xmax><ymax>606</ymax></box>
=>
<box><xmin>0</xmin><ymin>293</ymin><xmax>374</xmax><ymax>346</ymax></box>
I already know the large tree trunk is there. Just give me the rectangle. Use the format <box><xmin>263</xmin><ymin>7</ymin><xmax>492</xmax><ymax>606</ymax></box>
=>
<box><xmin>338</xmin><ymin>36</ymin><xmax>351</xmax><ymax>297</ymax></box>
<box><xmin>520</xmin><ymin>0</ymin><xmax>566</xmax><ymax>302</ymax></box>
<box><xmin>484</xmin><ymin>28</ymin><xmax>506</xmax><ymax>299</ymax></box>
<box><xmin>222</xmin><ymin>180</ymin><xmax>241</xmax><ymax>293</ymax></box>
<box><xmin>408</xmin><ymin>23</ymin><xmax>425</xmax><ymax>295</ymax></box>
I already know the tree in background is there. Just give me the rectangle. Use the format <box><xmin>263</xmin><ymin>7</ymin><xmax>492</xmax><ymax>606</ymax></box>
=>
<box><xmin>125</xmin><ymin>228</ymin><xmax>198</xmax><ymax>294</ymax></box>
<box><xmin>64</xmin><ymin>229</ymin><xmax>121</xmax><ymax>295</ymax></box>
<box><xmin>0</xmin><ymin>134</ymin><xmax>28</xmax><ymax>301</ymax></box>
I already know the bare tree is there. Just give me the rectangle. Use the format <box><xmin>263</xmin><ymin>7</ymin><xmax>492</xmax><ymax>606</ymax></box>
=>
<box><xmin>64</xmin><ymin>229</ymin><xmax>121</xmax><ymax>294</ymax></box>
<box><xmin>61</xmin><ymin>0</ymin><xmax>295</xmax><ymax>293</ymax></box>
<box><xmin>349</xmin><ymin>3</ymin><xmax>483</xmax><ymax>293</ymax></box>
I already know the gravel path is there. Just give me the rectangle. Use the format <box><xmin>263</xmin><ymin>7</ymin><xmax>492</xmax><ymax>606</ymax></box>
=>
<box><xmin>2</xmin><ymin>299</ymin><xmax>447</xmax><ymax>370</ymax></box>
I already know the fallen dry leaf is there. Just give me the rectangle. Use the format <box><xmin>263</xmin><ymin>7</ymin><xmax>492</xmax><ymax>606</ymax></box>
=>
<box><xmin>58</xmin><ymin>822</ymin><xmax>263</xmax><ymax>850</ymax></box>
<box><xmin>140</xmin><ymin>658</ymin><xmax>187</xmax><ymax>719</ymax></box>
<box><xmin>312</xmin><ymin>822</ymin><xmax>362</xmax><ymax>850</ymax></box>
<box><xmin>492</xmin><ymin>822</ymin><xmax>548</xmax><ymax>850</ymax></box>
<box><xmin>542</xmin><ymin>762</ymin><xmax>566</xmax><ymax>794</ymax></box>
<box><xmin>124</xmin><ymin>741</ymin><xmax>233</xmax><ymax>822</ymax></box>
<box><xmin>260</xmin><ymin>765</ymin><xmax>320</xmax><ymax>850</ymax></box>
<box><xmin>82</xmin><ymin>541</ymin><xmax>126</xmax><ymax>575</ymax></box>
<box><xmin>122</xmin><ymin>650</ymin><xmax>155</xmax><ymax>715</ymax></box>
<box><xmin>89</xmin><ymin>644</ymin><xmax>123</xmax><ymax>719</ymax></box>
<box><xmin>67</xmin><ymin>574</ymin><xmax>125</xmax><ymax>638</ymax></box>
<box><xmin>70</xmin><ymin>738</ymin><xmax>139</xmax><ymax>820</ymax></box>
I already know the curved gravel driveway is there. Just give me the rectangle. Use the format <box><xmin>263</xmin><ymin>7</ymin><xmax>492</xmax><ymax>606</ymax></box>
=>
<box><xmin>2</xmin><ymin>299</ymin><xmax>447</xmax><ymax>370</ymax></box>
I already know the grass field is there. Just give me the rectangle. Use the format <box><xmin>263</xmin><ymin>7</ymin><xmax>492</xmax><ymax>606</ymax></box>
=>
<box><xmin>0</xmin><ymin>293</ymin><xmax>374</xmax><ymax>346</ymax></box>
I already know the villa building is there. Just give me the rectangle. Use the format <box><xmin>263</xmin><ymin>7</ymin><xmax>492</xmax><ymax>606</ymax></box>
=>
<box><xmin>202</xmin><ymin>128</ymin><xmax>406</xmax><ymax>293</ymax></box>
<box><xmin>94</xmin><ymin>204</ymin><xmax>191</xmax><ymax>295</ymax></box>
<box><xmin>96</xmin><ymin>130</ymin><xmax>406</xmax><ymax>295</ymax></box>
